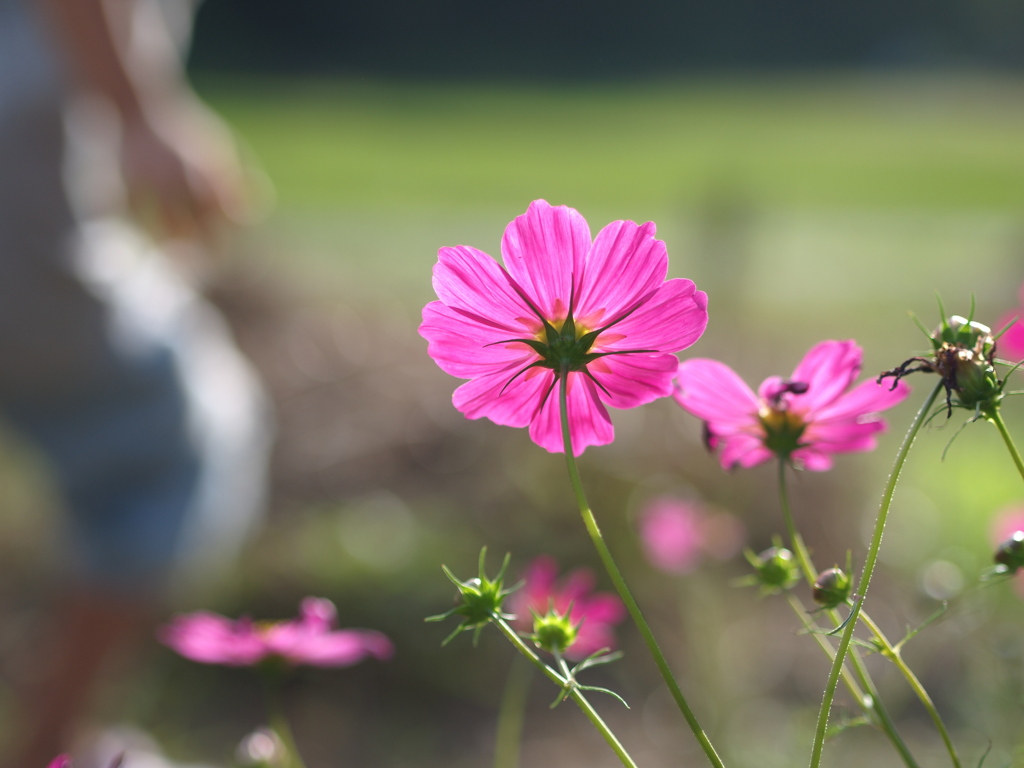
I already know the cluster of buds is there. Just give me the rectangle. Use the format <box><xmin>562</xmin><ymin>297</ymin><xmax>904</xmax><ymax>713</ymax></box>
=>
<box><xmin>878</xmin><ymin>311</ymin><xmax>1006</xmax><ymax>418</ymax></box>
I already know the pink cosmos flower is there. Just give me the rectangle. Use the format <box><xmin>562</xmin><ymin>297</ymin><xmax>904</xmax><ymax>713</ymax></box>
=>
<box><xmin>674</xmin><ymin>340</ymin><xmax>910</xmax><ymax>471</ymax></box>
<box><xmin>509</xmin><ymin>556</ymin><xmax>626</xmax><ymax>660</ymax></box>
<box><xmin>639</xmin><ymin>497</ymin><xmax>744</xmax><ymax>574</ymax></box>
<box><xmin>995</xmin><ymin>282</ymin><xmax>1024</xmax><ymax>362</ymax></box>
<box><xmin>46</xmin><ymin>758</ymin><xmax>71</xmax><ymax>768</ymax></box>
<box><xmin>159</xmin><ymin>597</ymin><xmax>393</xmax><ymax>668</ymax></box>
<box><xmin>419</xmin><ymin>199</ymin><xmax>708</xmax><ymax>455</ymax></box>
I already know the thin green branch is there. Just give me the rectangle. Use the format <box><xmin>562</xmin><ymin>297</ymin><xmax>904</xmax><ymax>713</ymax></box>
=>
<box><xmin>808</xmin><ymin>381</ymin><xmax>945</xmax><ymax>768</ymax></box>
<box><xmin>494</xmin><ymin>657</ymin><xmax>533</xmax><ymax>768</ymax></box>
<box><xmin>492</xmin><ymin>616</ymin><xmax>638</xmax><ymax>768</ymax></box>
<box><xmin>559</xmin><ymin>374</ymin><xmax>725</xmax><ymax>768</ymax></box>
<box><xmin>777</xmin><ymin>462</ymin><xmax>919</xmax><ymax>768</ymax></box>
<box><xmin>858</xmin><ymin>612</ymin><xmax>960</xmax><ymax>768</ymax></box>
<box><xmin>989</xmin><ymin>408</ymin><xmax>1024</xmax><ymax>485</ymax></box>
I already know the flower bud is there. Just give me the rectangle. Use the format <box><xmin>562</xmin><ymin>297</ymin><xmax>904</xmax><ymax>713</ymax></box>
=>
<box><xmin>428</xmin><ymin>549</ymin><xmax>518</xmax><ymax>644</ymax></box>
<box><xmin>813</xmin><ymin>567</ymin><xmax>852</xmax><ymax>608</ymax></box>
<box><xmin>936</xmin><ymin>315</ymin><xmax>993</xmax><ymax>351</ymax></box>
<box><xmin>994</xmin><ymin>530</ymin><xmax>1024</xmax><ymax>574</ymax></box>
<box><xmin>532</xmin><ymin>607</ymin><xmax>579</xmax><ymax>656</ymax></box>
<box><xmin>748</xmin><ymin>545</ymin><xmax>799</xmax><ymax>591</ymax></box>
<box><xmin>880</xmin><ymin>306</ymin><xmax>1005</xmax><ymax>417</ymax></box>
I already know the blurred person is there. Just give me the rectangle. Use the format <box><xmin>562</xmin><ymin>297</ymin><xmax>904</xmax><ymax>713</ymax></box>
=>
<box><xmin>0</xmin><ymin>0</ymin><xmax>270</xmax><ymax>764</ymax></box>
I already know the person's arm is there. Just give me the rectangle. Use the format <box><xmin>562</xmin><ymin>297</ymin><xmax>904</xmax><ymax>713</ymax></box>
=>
<box><xmin>35</xmin><ymin>0</ymin><xmax>250</xmax><ymax>242</ymax></box>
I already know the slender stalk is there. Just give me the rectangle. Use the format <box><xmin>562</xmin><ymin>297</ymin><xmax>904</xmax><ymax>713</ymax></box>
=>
<box><xmin>785</xmin><ymin>593</ymin><xmax>865</xmax><ymax>704</ymax></box>
<box><xmin>808</xmin><ymin>381</ymin><xmax>944</xmax><ymax>768</ymax></box>
<box><xmin>494</xmin><ymin>657</ymin><xmax>533</xmax><ymax>768</ymax></box>
<box><xmin>989</xmin><ymin>408</ymin><xmax>1024</xmax><ymax>485</ymax></box>
<box><xmin>858</xmin><ymin>612</ymin><xmax>960</xmax><ymax>768</ymax></box>
<box><xmin>558</xmin><ymin>376</ymin><xmax>725</xmax><ymax>768</ymax></box>
<box><xmin>492</xmin><ymin>616</ymin><xmax>638</xmax><ymax>768</ymax></box>
<box><xmin>262</xmin><ymin>673</ymin><xmax>309</xmax><ymax>768</ymax></box>
<box><xmin>777</xmin><ymin>462</ymin><xmax>920</xmax><ymax>768</ymax></box>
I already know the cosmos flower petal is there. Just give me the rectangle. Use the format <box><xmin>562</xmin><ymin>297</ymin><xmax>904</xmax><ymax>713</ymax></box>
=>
<box><xmin>420</xmin><ymin>302</ymin><xmax>538</xmax><ymax>379</ymax></box>
<box><xmin>804</xmin><ymin>420</ymin><xmax>886</xmax><ymax>452</ymax></box>
<box><xmin>452</xmin><ymin>367</ymin><xmax>555</xmax><ymax>427</ymax></box>
<box><xmin>602</xmin><ymin>279</ymin><xmax>709</xmax><ymax>354</ymax></box>
<box><xmin>432</xmin><ymin>245</ymin><xmax>537</xmax><ymax>329</ymax></box>
<box><xmin>501</xmin><ymin>200</ymin><xmax>590</xmax><ymax>319</ymax></box>
<box><xmin>718</xmin><ymin>433</ymin><xmax>774</xmax><ymax>470</ymax></box>
<box><xmin>577</xmin><ymin>593</ymin><xmax>628</xmax><ymax>624</ymax></box>
<box><xmin>281</xmin><ymin>630</ymin><xmax>394</xmax><ymax>667</ymax></box>
<box><xmin>158</xmin><ymin>612</ymin><xmax>265</xmax><ymax>666</ymax></box>
<box><xmin>996</xmin><ymin>309</ymin><xmax>1024</xmax><ymax>362</ymax></box>
<box><xmin>812</xmin><ymin>377</ymin><xmax>911</xmax><ymax>424</ymax></box>
<box><xmin>529</xmin><ymin>373</ymin><xmax>613</xmax><ymax>456</ymax></box>
<box><xmin>791</xmin><ymin>448</ymin><xmax>835</xmax><ymax>472</ymax></box>
<box><xmin>674</xmin><ymin>359</ymin><xmax>760</xmax><ymax>425</ymax></box>
<box><xmin>789</xmin><ymin>340</ymin><xmax>862</xmax><ymax>409</ymax></box>
<box><xmin>591</xmin><ymin>353</ymin><xmax>678</xmax><ymax>409</ymax></box>
<box><xmin>574</xmin><ymin>219</ymin><xmax>668</xmax><ymax>322</ymax></box>
<box><xmin>560</xmin><ymin>569</ymin><xmax>598</xmax><ymax>605</ymax></box>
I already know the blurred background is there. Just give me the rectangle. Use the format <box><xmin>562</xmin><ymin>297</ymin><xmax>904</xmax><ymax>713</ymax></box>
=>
<box><xmin>3</xmin><ymin>1</ymin><xmax>1024</xmax><ymax>766</ymax></box>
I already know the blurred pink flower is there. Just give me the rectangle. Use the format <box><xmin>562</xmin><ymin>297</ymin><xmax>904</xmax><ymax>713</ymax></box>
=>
<box><xmin>995</xmin><ymin>282</ymin><xmax>1024</xmax><ymax>362</ymax></box>
<box><xmin>639</xmin><ymin>497</ymin><xmax>744</xmax><ymax>574</ymax></box>
<box><xmin>159</xmin><ymin>597</ymin><xmax>393</xmax><ymax>668</ymax></box>
<box><xmin>46</xmin><ymin>758</ymin><xmax>71</xmax><ymax>768</ymax></box>
<box><xmin>994</xmin><ymin>507</ymin><xmax>1024</xmax><ymax>542</ymax></box>
<box><xmin>419</xmin><ymin>199</ymin><xmax>708</xmax><ymax>456</ymax></box>
<box><xmin>509</xmin><ymin>556</ymin><xmax>626</xmax><ymax>660</ymax></box>
<box><xmin>674</xmin><ymin>340</ymin><xmax>910</xmax><ymax>471</ymax></box>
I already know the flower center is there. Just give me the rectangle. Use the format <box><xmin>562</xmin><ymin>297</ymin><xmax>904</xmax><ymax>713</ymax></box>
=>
<box><xmin>759</xmin><ymin>407</ymin><xmax>807</xmax><ymax>456</ymax></box>
<box><xmin>536</xmin><ymin>315</ymin><xmax>599</xmax><ymax>373</ymax></box>
<box><xmin>757</xmin><ymin>380</ymin><xmax>810</xmax><ymax>457</ymax></box>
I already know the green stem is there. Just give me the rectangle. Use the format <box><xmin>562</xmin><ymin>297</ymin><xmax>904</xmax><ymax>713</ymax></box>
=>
<box><xmin>494</xmin><ymin>657</ymin><xmax>533</xmax><ymax>768</ymax></box>
<box><xmin>777</xmin><ymin>462</ymin><xmax>920</xmax><ymax>768</ymax></box>
<box><xmin>808</xmin><ymin>381</ymin><xmax>944</xmax><ymax>768</ymax></box>
<box><xmin>858</xmin><ymin>612</ymin><xmax>961</xmax><ymax>768</ymax></box>
<box><xmin>784</xmin><ymin>593</ymin><xmax>865</xmax><ymax>703</ymax></box>
<box><xmin>989</xmin><ymin>408</ymin><xmax>1024</xmax><ymax>484</ymax></box>
<box><xmin>558</xmin><ymin>376</ymin><xmax>725</xmax><ymax>768</ymax></box>
<box><xmin>492</xmin><ymin>616</ymin><xmax>638</xmax><ymax>768</ymax></box>
<box><xmin>262</xmin><ymin>673</ymin><xmax>309</xmax><ymax>768</ymax></box>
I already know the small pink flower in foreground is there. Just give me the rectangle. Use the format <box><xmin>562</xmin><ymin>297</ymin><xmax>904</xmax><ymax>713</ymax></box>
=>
<box><xmin>674</xmin><ymin>340</ymin><xmax>910</xmax><ymax>471</ymax></box>
<box><xmin>995</xmin><ymin>282</ymin><xmax>1024</xmax><ymax>362</ymax></box>
<box><xmin>509</xmin><ymin>556</ymin><xmax>626</xmax><ymax>660</ymax></box>
<box><xmin>420</xmin><ymin>199</ymin><xmax>708</xmax><ymax>455</ymax></box>
<box><xmin>47</xmin><ymin>757</ymin><xmax>71</xmax><ymax>768</ymax></box>
<box><xmin>159</xmin><ymin>597</ymin><xmax>393</xmax><ymax>668</ymax></box>
<box><xmin>639</xmin><ymin>497</ymin><xmax>744</xmax><ymax>574</ymax></box>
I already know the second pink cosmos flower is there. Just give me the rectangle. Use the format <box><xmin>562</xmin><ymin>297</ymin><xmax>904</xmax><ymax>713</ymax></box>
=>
<box><xmin>159</xmin><ymin>597</ymin><xmax>393</xmax><ymax>668</ymax></box>
<box><xmin>420</xmin><ymin>199</ymin><xmax>708</xmax><ymax>455</ymax></box>
<box><xmin>674</xmin><ymin>340</ymin><xmax>910</xmax><ymax>471</ymax></box>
